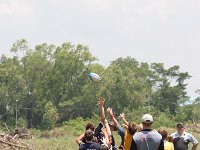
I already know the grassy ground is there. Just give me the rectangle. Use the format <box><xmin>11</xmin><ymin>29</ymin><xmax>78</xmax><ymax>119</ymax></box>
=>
<box><xmin>27</xmin><ymin>136</ymin><xmax>78</xmax><ymax>150</ymax></box>
<box><xmin>26</xmin><ymin>129</ymin><xmax>200</xmax><ymax>150</ymax></box>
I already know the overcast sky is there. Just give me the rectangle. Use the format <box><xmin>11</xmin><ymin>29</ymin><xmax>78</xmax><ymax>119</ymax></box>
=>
<box><xmin>0</xmin><ymin>0</ymin><xmax>200</xmax><ymax>98</ymax></box>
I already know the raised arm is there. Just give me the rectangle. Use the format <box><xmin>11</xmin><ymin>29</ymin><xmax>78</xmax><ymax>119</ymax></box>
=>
<box><xmin>107</xmin><ymin>107</ymin><xmax>119</xmax><ymax>126</ymax></box>
<box><xmin>103</xmin><ymin>119</ymin><xmax>112</xmax><ymax>139</ymax></box>
<box><xmin>119</xmin><ymin>113</ymin><xmax>129</xmax><ymax>126</ymax></box>
<box><xmin>98</xmin><ymin>97</ymin><xmax>106</xmax><ymax>123</ymax></box>
<box><xmin>101</xmin><ymin>127</ymin><xmax>111</xmax><ymax>148</ymax></box>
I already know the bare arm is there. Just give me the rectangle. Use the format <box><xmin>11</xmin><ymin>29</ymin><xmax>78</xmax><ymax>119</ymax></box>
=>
<box><xmin>192</xmin><ymin>143</ymin><xmax>198</xmax><ymax>150</ymax></box>
<box><xmin>119</xmin><ymin>113</ymin><xmax>129</xmax><ymax>126</ymax></box>
<box><xmin>76</xmin><ymin>133</ymin><xmax>84</xmax><ymax>145</ymax></box>
<box><xmin>98</xmin><ymin>98</ymin><xmax>112</xmax><ymax>138</ymax></box>
<box><xmin>107</xmin><ymin>107</ymin><xmax>119</xmax><ymax>126</ymax></box>
<box><xmin>98</xmin><ymin>97</ymin><xmax>105</xmax><ymax>123</ymax></box>
<box><xmin>103</xmin><ymin>119</ymin><xmax>112</xmax><ymax>138</ymax></box>
<box><xmin>101</xmin><ymin>127</ymin><xmax>111</xmax><ymax>148</ymax></box>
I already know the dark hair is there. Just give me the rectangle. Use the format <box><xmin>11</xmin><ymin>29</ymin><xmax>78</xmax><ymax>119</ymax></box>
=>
<box><xmin>158</xmin><ymin>129</ymin><xmax>168</xmax><ymax>140</ymax></box>
<box><xmin>128</xmin><ymin>122</ymin><xmax>137</xmax><ymax>135</ymax></box>
<box><xmin>86</xmin><ymin>122</ymin><xmax>95</xmax><ymax>131</ymax></box>
<box><xmin>84</xmin><ymin>130</ymin><xmax>94</xmax><ymax>141</ymax></box>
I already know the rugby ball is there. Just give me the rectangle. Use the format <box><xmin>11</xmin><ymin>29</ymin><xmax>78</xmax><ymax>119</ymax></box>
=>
<box><xmin>89</xmin><ymin>73</ymin><xmax>101</xmax><ymax>83</ymax></box>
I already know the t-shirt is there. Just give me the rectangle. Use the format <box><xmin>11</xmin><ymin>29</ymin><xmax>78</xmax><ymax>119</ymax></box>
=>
<box><xmin>130</xmin><ymin>129</ymin><xmax>164</xmax><ymax>150</ymax></box>
<box><xmin>171</xmin><ymin>131</ymin><xmax>198</xmax><ymax>150</ymax></box>
<box><xmin>79</xmin><ymin>142</ymin><xmax>101</xmax><ymax>150</ymax></box>
<box><xmin>164</xmin><ymin>141</ymin><xmax>174</xmax><ymax>150</ymax></box>
<box><xmin>123</xmin><ymin>131</ymin><xmax>133</xmax><ymax>150</ymax></box>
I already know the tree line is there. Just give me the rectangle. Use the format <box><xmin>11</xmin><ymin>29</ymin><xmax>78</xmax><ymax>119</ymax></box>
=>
<box><xmin>0</xmin><ymin>39</ymin><xmax>199</xmax><ymax>130</ymax></box>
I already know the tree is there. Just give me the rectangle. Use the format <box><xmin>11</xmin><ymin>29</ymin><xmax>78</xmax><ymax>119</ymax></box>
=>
<box><xmin>99</xmin><ymin>57</ymin><xmax>152</xmax><ymax>114</ymax></box>
<box><xmin>41</xmin><ymin>101</ymin><xmax>58</xmax><ymax>130</ymax></box>
<box><xmin>150</xmin><ymin>63</ymin><xmax>191</xmax><ymax>115</ymax></box>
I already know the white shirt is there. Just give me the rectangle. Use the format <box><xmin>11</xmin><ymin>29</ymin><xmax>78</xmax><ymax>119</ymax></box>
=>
<box><xmin>171</xmin><ymin>131</ymin><xmax>198</xmax><ymax>145</ymax></box>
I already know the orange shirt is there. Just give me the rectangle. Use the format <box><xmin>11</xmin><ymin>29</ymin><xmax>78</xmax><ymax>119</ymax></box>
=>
<box><xmin>124</xmin><ymin>131</ymin><xmax>133</xmax><ymax>150</ymax></box>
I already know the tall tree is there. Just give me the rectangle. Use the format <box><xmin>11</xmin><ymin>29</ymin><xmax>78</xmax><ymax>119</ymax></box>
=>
<box><xmin>150</xmin><ymin>63</ymin><xmax>191</xmax><ymax>115</ymax></box>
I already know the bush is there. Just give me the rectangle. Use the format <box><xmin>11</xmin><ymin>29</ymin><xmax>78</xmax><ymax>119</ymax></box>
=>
<box><xmin>29</xmin><ymin>128</ymin><xmax>42</xmax><ymax>137</ymax></box>
<box><xmin>41</xmin><ymin>101</ymin><xmax>58</xmax><ymax>130</ymax></box>
<box><xmin>153</xmin><ymin>113</ymin><xmax>175</xmax><ymax>128</ymax></box>
<box><xmin>17</xmin><ymin>117</ymin><xmax>27</xmax><ymax>128</ymax></box>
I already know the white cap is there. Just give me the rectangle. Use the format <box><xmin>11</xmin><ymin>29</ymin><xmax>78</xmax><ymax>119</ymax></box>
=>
<box><xmin>141</xmin><ymin>114</ymin><xmax>153</xmax><ymax>123</ymax></box>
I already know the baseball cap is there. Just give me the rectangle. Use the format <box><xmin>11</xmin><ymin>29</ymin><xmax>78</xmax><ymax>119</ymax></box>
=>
<box><xmin>176</xmin><ymin>123</ymin><xmax>184</xmax><ymax>128</ymax></box>
<box><xmin>141</xmin><ymin>114</ymin><xmax>153</xmax><ymax>123</ymax></box>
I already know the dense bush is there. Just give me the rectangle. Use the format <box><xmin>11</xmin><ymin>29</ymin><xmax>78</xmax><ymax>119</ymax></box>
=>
<box><xmin>41</xmin><ymin>102</ymin><xmax>58</xmax><ymax>130</ymax></box>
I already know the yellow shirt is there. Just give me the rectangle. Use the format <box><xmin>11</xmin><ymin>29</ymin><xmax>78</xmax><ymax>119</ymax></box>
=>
<box><xmin>124</xmin><ymin>131</ymin><xmax>132</xmax><ymax>150</ymax></box>
<box><xmin>164</xmin><ymin>141</ymin><xmax>174</xmax><ymax>150</ymax></box>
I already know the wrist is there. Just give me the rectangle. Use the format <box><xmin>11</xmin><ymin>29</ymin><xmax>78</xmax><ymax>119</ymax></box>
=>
<box><xmin>110</xmin><ymin>114</ymin><xmax>114</xmax><ymax>118</ymax></box>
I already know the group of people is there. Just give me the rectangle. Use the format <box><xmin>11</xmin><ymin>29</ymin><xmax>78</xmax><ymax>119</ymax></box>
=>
<box><xmin>76</xmin><ymin>97</ymin><xmax>198</xmax><ymax>150</ymax></box>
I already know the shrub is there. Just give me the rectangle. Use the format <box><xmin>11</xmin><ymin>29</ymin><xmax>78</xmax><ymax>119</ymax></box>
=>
<box><xmin>41</xmin><ymin>101</ymin><xmax>58</xmax><ymax>130</ymax></box>
<box><xmin>153</xmin><ymin>113</ymin><xmax>175</xmax><ymax>128</ymax></box>
<box><xmin>17</xmin><ymin>117</ymin><xmax>27</xmax><ymax>128</ymax></box>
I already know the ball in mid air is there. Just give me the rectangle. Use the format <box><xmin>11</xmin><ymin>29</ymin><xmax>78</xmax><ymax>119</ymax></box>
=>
<box><xmin>89</xmin><ymin>73</ymin><xmax>101</xmax><ymax>83</ymax></box>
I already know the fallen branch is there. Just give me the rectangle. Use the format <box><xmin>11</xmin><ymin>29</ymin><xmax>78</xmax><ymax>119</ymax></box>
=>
<box><xmin>0</xmin><ymin>139</ymin><xmax>29</xmax><ymax>149</ymax></box>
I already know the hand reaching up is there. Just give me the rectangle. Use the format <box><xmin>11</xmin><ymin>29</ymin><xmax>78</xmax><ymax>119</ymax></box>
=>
<box><xmin>119</xmin><ymin>113</ymin><xmax>125</xmax><ymax>120</ymax></box>
<box><xmin>98</xmin><ymin>97</ymin><xmax>105</xmax><ymax>107</ymax></box>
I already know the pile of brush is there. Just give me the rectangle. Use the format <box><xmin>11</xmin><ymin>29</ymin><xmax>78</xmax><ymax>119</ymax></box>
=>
<box><xmin>0</xmin><ymin>128</ymin><xmax>33</xmax><ymax>150</ymax></box>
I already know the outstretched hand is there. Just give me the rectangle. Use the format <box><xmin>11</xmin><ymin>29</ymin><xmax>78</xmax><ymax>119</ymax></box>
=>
<box><xmin>98</xmin><ymin>97</ymin><xmax>105</xmax><ymax>106</ymax></box>
<box><xmin>107</xmin><ymin>107</ymin><xmax>113</xmax><ymax>114</ymax></box>
<box><xmin>119</xmin><ymin>113</ymin><xmax>125</xmax><ymax>119</ymax></box>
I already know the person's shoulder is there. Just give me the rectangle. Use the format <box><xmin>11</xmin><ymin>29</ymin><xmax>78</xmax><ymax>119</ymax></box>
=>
<box><xmin>184</xmin><ymin>131</ymin><xmax>192</xmax><ymax>135</ymax></box>
<box><xmin>91</xmin><ymin>142</ymin><xmax>101</xmax><ymax>147</ymax></box>
<box><xmin>152</xmin><ymin>130</ymin><xmax>162</xmax><ymax>138</ymax></box>
<box><xmin>79</xmin><ymin>142</ymin><xmax>86</xmax><ymax>149</ymax></box>
<box><xmin>184</xmin><ymin>131</ymin><xmax>195</xmax><ymax>138</ymax></box>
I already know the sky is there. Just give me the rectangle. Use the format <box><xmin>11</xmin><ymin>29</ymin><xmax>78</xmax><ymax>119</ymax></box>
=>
<box><xmin>0</xmin><ymin>0</ymin><xmax>200</xmax><ymax>98</ymax></box>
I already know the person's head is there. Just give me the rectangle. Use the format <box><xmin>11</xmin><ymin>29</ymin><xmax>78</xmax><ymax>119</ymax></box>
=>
<box><xmin>84</xmin><ymin>129</ymin><xmax>94</xmax><ymax>141</ymax></box>
<box><xmin>141</xmin><ymin>114</ymin><xmax>153</xmax><ymax>128</ymax></box>
<box><xmin>128</xmin><ymin>122</ymin><xmax>137</xmax><ymax>135</ymax></box>
<box><xmin>176</xmin><ymin>123</ymin><xmax>185</xmax><ymax>134</ymax></box>
<box><xmin>158</xmin><ymin>129</ymin><xmax>168</xmax><ymax>140</ymax></box>
<box><xmin>166</xmin><ymin>135</ymin><xmax>173</xmax><ymax>142</ymax></box>
<box><xmin>86</xmin><ymin>122</ymin><xmax>95</xmax><ymax>131</ymax></box>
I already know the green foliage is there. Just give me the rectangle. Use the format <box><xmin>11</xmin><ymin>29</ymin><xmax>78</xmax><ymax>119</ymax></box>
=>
<box><xmin>17</xmin><ymin>117</ymin><xmax>27</xmax><ymax>128</ymax></box>
<box><xmin>41</xmin><ymin>101</ymin><xmax>58</xmax><ymax>130</ymax></box>
<box><xmin>61</xmin><ymin>115</ymin><xmax>99</xmax><ymax>136</ymax></box>
<box><xmin>192</xmin><ymin>105</ymin><xmax>200</xmax><ymax>123</ymax></box>
<box><xmin>150</xmin><ymin>63</ymin><xmax>190</xmax><ymax>115</ymax></box>
<box><xmin>153</xmin><ymin>113</ymin><xmax>175</xmax><ymax>128</ymax></box>
<box><xmin>0</xmin><ymin>39</ymin><xmax>197</xmax><ymax>129</ymax></box>
<box><xmin>29</xmin><ymin>128</ymin><xmax>42</xmax><ymax>137</ymax></box>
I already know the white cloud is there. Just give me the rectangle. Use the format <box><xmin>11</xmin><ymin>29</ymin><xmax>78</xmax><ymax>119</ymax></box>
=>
<box><xmin>0</xmin><ymin>0</ymin><xmax>34</xmax><ymax>19</ymax></box>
